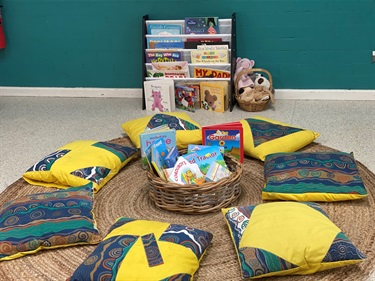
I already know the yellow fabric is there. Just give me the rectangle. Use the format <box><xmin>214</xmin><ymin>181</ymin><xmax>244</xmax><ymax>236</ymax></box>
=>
<box><xmin>121</xmin><ymin>112</ymin><xmax>202</xmax><ymax>149</ymax></box>
<box><xmin>222</xmin><ymin>202</ymin><xmax>366</xmax><ymax>278</ymax></box>
<box><xmin>23</xmin><ymin>140</ymin><xmax>135</xmax><ymax>192</ymax></box>
<box><xmin>262</xmin><ymin>191</ymin><xmax>368</xmax><ymax>202</ymax></box>
<box><xmin>109</xmin><ymin>221</ymin><xmax>199</xmax><ymax>280</ymax></box>
<box><xmin>239</xmin><ymin>116</ymin><xmax>319</xmax><ymax>161</ymax></box>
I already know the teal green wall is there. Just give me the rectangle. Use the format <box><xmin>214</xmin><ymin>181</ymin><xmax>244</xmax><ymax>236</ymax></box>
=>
<box><xmin>0</xmin><ymin>0</ymin><xmax>374</xmax><ymax>89</ymax></box>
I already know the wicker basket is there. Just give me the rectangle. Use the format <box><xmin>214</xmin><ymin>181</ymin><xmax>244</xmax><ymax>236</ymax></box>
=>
<box><xmin>147</xmin><ymin>150</ymin><xmax>243</xmax><ymax>214</ymax></box>
<box><xmin>234</xmin><ymin>68</ymin><xmax>274</xmax><ymax>112</ymax></box>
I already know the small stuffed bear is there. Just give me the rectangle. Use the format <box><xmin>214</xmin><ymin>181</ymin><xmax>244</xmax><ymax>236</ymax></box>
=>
<box><xmin>234</xmin><ymin>57</ymin><xmax>255</xmax><ymax>90</ymax></box>
<box><xmin>254</xmin><ymin>74</ymin><xmax>271</xmax><ymax>90</ymax></box>
<box><xmin>239</xmin><ymin>86</ymin><xmax>274</xmax><ymax>103</ymax></box>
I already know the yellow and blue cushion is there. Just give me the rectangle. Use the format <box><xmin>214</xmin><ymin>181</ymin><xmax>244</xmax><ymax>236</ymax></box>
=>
<box><xmin>263</xmin><ymin>152</ymin><xmax>368</xmax><ymax>201</ymax></box>
<box><xmin>23</xmin><ymin>140</ymin><xmax>137</xmax><ymax>193</ymax></box>
<box><xmin>222</xmin><ymin>202</ymin><xmax>366</xmax><ymax>279</ymax></box>
<box><xmin>0</xmin><ymin>184</ymin><xmax>101</xmax><ymax>261</ymax></box>
<box><xmin>239</xmin><ymin>116</ymin><xmax>320</xmax><ymax>161</ymax></box>
<box><xmin>121</xmin><ymin>112</ymin><xmax>202</xmax><ymax>149</ymax></box>
<box><xmin>68</xmin><ymin>217</ymin><xmax>213</xmax><ymax>281</ymax></box>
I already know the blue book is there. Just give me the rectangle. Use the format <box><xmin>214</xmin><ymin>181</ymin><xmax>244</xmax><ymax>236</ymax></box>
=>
<box><xmin>183</xmin><ymin>146</ymin><xmax>226</xmax><ymax>175</ymax></box>
<box><xmin>148</xmin><ymin>24</ymin><xmax>182</xmax><ymax>35</ymax></box>
<box><xmin>147</xmin><ymin>37</ymin><xmax>184</xmax><ymax>49</ymax></box>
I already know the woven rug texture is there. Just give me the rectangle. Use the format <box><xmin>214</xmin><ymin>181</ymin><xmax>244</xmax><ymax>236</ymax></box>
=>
<box><xmin>0</xmin><ymin>137</ymin><xmax>374</xmax><ymax>281</ymax></box>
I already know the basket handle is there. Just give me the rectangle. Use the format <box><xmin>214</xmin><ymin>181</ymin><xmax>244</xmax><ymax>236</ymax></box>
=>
<box><xmin>234</xmin><ymin>68</ymin><xmax>274</xmax><ymax>94</ymax></box>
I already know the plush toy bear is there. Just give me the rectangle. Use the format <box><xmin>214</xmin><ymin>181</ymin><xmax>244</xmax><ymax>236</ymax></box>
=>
<box><xmin>204</xmin><ymin>90</ymin><xmax>217</xmax><ymax>111</ymax></box>
<box><xmin>234</xmin><ymin>57</ymin><xmax>255</xmax><ymax>90</ymax></box>
<box><xmin>238</xmin><ymin>86</ymin><xmax>274</xmax><ymax>103</ymax></box>
<box><xmin>151</xmin><ymin>90</ymin><xmax>164</xmax><ymax>112</ymax></box>
<box><xmin>254</xmin><ymin>74</ymin><xmax>271</xmax><ymax>90</ymax></box>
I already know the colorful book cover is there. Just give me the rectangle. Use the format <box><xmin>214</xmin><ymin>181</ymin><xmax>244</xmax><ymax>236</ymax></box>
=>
<box><xmin>140</xmin><ymin>127</ymin><xmax>176</xmax><ymax>169</ymax></box>
<box><xmin>183</xmin><ymin>146</ymin><xmax>227</xmax><ymax>175</ymax></box>
<box><xmin>191</xmin><ymin>49</ymin><xmax>229</xmax><ymax>64</ymax></box>
<box><xmin>150</xmin><ymin>139</ymin><xmax>169</xmax><ymax>180</ymax></box>
<box><xmin>145</xmin><ymin>50</ymin><xmax>182</xmax><ymax>63</ymax></box>
<box><xmin>187</xmin><ymin>144</ymin><xmax>225</xmax><ymax>155</ymax></box>
<box><xmin>184</xmin><ymin>17</ymin><xmax>219</xmax><ymax>34</ymax></box>
<box><xmin>146</xmin><ymin>69</ymin><xmax>190</xmax><ymax>78</ymax></box>
<box><xmin>147</xmin><ymin>24</ymin><xmax>182</xmax><ymax>35</ymax></box>
<box><xmin>151</xmin><ymin>41</ymin><xmax>184</xmax><ymax>49</ymax></box>
<box><xmin>200</xmin><ymin>81</ymin><xmax>229</xmax><ymax>112</ymax></box>
<box><xmin>204</xmin><ymin>161</ymin><xmax>231</xmax><ymax>182</ymax></box>
<box><xmin>167</xmin><ymin>156</ymin><xmax>205</xmax><ymax>185</ymax></box>
<box><xmin>184</xmin><ymin>39</ymin><xmax>225</xmax><ymax>49</ymax></box>
<box><xmin>175</xmin><ymin>85</ymin><xmax>196</xmax><ymax>112</ymax></box>
<box><xmin>147</xmin><ymin>37</ymin><xmax>184</xmax><ymax>49</ymax></box>
<box><xmin>201</xmin><ymin>122</ymin><xmax>244</xmax><ymax>163</ymax></box>
<box><xmin>143</xmin><ymin>79</ymin><xmax>175</xmax><ymax>113</ymax></box>
<box><xmin>193</xmin><ymin>67</ymin><xmax>231</xmax><ymax>78</ymax></box>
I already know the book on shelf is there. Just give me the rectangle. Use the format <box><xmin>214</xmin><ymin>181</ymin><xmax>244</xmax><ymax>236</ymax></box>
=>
<box><xmin>190</xmin><ymin>49</ymin><xmax>229</xmax><ymax>64</ymax></box>
<box><xmin>145</xmin><ymin>50</ymin><xmax>182</xmax><ymax>63</ymax></box>
<box><xmin>193</xmin><ymin>67</ymin><xmax>231</xmax><ymax>78</ymax></box>
<box><xmin>200</xmin><ymin>81</ymin><xmax>229</xmax><ymax>112</ymax></box>
<box><xmin>184</xmin><ymin>17</ymin><xmax>220</xmax><ymax>34</ymax></box>
<box><xmin>184</xmin><ymin>38</ymin><xmax>224</xmax><ymax>49</ymax></box>
<box><xmin>201</xmin><ymin>121</ymin><xmax>244</xmax><ymax>163</ymax></box>
<box><xmin>175</xmin><ymin>85</ymin><xmax>196</xmax><ymax>112</ymax></box>
<box><xmin>147</xmin><ymin>24</ymin><xmax>182</xmax><ymax>35</ymax></box>
<box><xmin>146</xmin><ymin>69</ymin><xmax>190</xmax><ymax>79</ymax></box>
<box><xmin>197</xmin><ymin>44</ymin><xmax>229</xmax><ymax>50</ymax></box>
<box><xmin>176</xmin><ymin>82</ymin><xmax>201</xmax><ymax>109</ymax></box>
<box><xmin>151</xmin><ymin>61</ymin><xmax>188</xmax><ymax>71</ymax></box>
<box><xmin>147</xmin><ymin>37</ymin><xmax>184</xmax><ymax>49</ymax></box>
<box><xmin>140</xmin><ymin>127</ymin><xmax>177</xmax><ymax>169</ymax></box>
<box><xmin>143</xmin><ymin>79</ymin><xmax>175</xmax><ymax>113</ymax></box>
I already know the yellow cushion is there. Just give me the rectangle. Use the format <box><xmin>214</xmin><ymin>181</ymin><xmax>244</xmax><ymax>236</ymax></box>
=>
<box><xmin>68</xmin><ymin>217</ymin><xmax>213</xmax><ymax>280</ymax></box>
<box><xmin>121</xmin><ymin>112</ymin><xmax>201</xmax><ymax>149</ymax></box>
<box><xmin>239</xmin><ymin>116</ymin><xmax>319</xmax><ymax>161</ymax></box>
<box><xmin>23</xmin><ymin>140</ymin><xmax>137</xmax><ymax>193</ymax></box>
<box><xmin>222</xmin><ymin>202</ymin><xmax>366</xmax><ymax>279</ymax></box>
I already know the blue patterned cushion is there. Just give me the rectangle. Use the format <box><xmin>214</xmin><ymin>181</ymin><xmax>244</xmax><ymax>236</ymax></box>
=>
<box><xmin>0</xmin><ymin>184</ymin><xmax>101</xmax><ymax>261</ymax></box>
<box><xmin>222</xmin><ymin>202</ymin><xmax>366</xmax><ymax>278</ymax></box>
<box><xmin>263</xmin><ymin>151</ymin><xmax>368</xmax><ymax>201</ymax></box>
<box><xmin>68</xmin><ymin>217</ymin><xmax>213</xmax><ymax>280</ymax></box>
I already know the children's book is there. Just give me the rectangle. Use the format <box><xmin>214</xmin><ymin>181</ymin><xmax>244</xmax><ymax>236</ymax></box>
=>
<box><xmin>187</xmin><ymin>144</ymin><xmax>224</xmax><ymax>155</ymax></box>
<box><xmin>193</xmin><ymin>67</ymin><xmax>231</xmax><ymax>78</ymax></box>
<box><xmin>201</xmin><ymin>121</ymin><xmax>244</xmax><ymax>163</ymax></box>
<box><xmin>150</xmin><ymin>138</ymin><xmax>169</xmax><ymax>180</ymax></box>
<box><xmin>175</xmin><ymin>85</ymin><xmax>196</xmax><ymax>112</ymax></box>
<box><xmin>184</xmin><ymin>39</ymin><xmax>226</xmax><ymax>49</ymax></box>
<box><xmin>200</xmin><ymin>81</ymin><xmax>229</xmax><ymax>112</ymax></box>
<box><xmin>190</xmin><ymin>49</ymin><xmax>229</xmax><ymax>64</ymax></box>
<box><xmin>176</xmin><ymin>82</ymin><xmax>200</xmax><ymax>109</ymax></box>
<box><xmin>140</xmin><ymin>127</ymin><xmax>176</xmax><ymax>169</ymax></box>
<box><xmin>183</xmin><ymin>146</ymin><xmax>227</xmax><ymax>175</ymax></box>
<box><xmin>151</xmin><ymin>61</ymin><xmax>188</xmax><ymax>71</ymax></box>
<box><xmin>204</xmin><ymin>161</ymin><xmax>231</xmax><ymax>182</ymax></box>
<box><xmin>146</xmin><ymin>69</ymin><xmax>190</xmax><ymax>78</ymax></box>
<box><xmin>147</xmin><ymin>37</ymin><xmax>184</xmax><ymax>49</ymax></box>
<box><xmin>143</xmin><ymin>79</ymin><xmax>175</xmax><ymax>113</ymax></box>
<box><xmin>147</xmin><ymin>24</ymin><xmax>182</xmax><ymax>35</ymax></box>
<box><xmin>167</xmin><ymin>156</ymin><xmax>206</xmax><ymax>185</ymax></box>
<box><xmin>184</xmin><ymin>17</ymin><xmax>220</xmax><ymax>34</ymax></box>
<box><xmin>145</xmin><ymin>50</ymin><xmax>182</xmax><ymax>63</ymax></box>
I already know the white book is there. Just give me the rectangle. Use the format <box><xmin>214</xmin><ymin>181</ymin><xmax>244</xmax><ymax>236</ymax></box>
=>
<box><xmin>144</xmin><ymin>79</ymin><xmax>175</xmax><ymax>113</ymax></box>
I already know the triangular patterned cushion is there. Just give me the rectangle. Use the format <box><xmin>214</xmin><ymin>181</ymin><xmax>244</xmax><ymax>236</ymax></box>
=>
<box><xmin>222</xmin><ymin>202</ymin><xmax>366</xmax><ymax>278</ymax></box>
<box><xmin>121</xmin><ymin>112</ymin><xmax>201</xmax><ymax>149</ymax></box>
<box><xmin>23</xmin><ymin>140</ymin><xmax>137</xmax><ymax>192</ymax></box>
<box><xmin>239</xmin><ymin>116</ymin><xmax>319</xmax><ymax>161</ymax></box>
<box><xmin>68</xmin><ymin>217</ymin><xmax>213</xmax><ymax>280</ymax></box>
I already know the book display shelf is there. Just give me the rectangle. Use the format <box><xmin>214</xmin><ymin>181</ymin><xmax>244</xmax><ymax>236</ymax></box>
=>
<box><xmin>141</xmin><ymin>13</ymin><xmax>237</xmax><ymax>112</ymax></box>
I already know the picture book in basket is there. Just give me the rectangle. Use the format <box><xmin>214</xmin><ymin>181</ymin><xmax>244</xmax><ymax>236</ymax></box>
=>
<box><xmin>140</xmin><ymin>126</ymin><xmax>176</xmax><ymax>169</ymax></box>
<box><xmin>202</xmin><ymin>121</ymin><xmax>244</xmax><ymax>163</ymax></box>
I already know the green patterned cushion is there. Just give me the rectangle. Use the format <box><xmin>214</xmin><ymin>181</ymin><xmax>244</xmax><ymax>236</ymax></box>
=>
<box><xmin>0</xmin><ymin>184</ymin><xmax>101</xmax><ymax>261</ymax></box>
<box><xmin>263</xmin><ymin>151</ymin><xmax>368</xmax><ymax>201</ymax></box>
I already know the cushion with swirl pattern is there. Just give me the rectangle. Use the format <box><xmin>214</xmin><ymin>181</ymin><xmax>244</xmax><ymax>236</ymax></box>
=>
<box><xmin>0</xmin><ymin>184</ymin><xmax>101</xmax><ymax>261</ymax></box>
<box><xmin>121</xmin><ymin>112</ymin><xmax>201</xmax><ymax>149</ymax></box>
<box><xmin>222</xmin><ymin>202</ymin><xmax>366</xmax><ymax>279</ymax></box>
<box><xmin>239</xmin><ymin>116</ymin><xmax>320</xmax><ymax>161</ymax></box>
<box><xmin>23</xmin><ymin>140</ymin><xmax>137</xmax><ymax>193</ymax></box>
<box><xmin>263</xmin><ymin>151</ymin><xmax>368</xmax><ymax>201</ymax></box>
<box><xmin>67</xmin><ymin>217</ymin><xmax>213</xmax><ymax>281</ymax></box>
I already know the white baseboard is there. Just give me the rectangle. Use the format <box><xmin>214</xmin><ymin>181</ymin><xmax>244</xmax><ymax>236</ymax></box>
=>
<box><xmin>0</xmin><ymin>87</ymin><xmax>374</xmax><ymax>100</ymax></box>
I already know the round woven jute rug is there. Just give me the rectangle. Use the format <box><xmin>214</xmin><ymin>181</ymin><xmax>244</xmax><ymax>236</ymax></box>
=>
<box><xmin>0</xmin><ymin>137</ymin><xmax>374</xmax><ymax>281</ymax></box>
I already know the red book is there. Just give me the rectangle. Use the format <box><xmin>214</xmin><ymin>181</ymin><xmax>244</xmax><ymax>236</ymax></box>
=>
<box><xmin>201</xmin><ymin>121</ymin><xmax>244</xmax><ymax>163</ymax></box>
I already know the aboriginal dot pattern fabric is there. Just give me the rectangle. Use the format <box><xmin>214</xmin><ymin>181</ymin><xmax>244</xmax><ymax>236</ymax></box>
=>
<box><xmin>147</xmin><ymin>114</ymin><xmax>200</xmax><ymax>131</ymax></box>
<box><xmin>222</xmin><ymin>202</ymin><xmax>366</xmax><ymax>279</ymax></box>
<box><xmin>0</xmin><ymin>184</ymin><xmax>100</xmax><ymax>261</ymax></box>
<box><xmin>245</xmin><ymin>118</ymin><xmax>303</xmax><ymax>147</ymax></box>
<box><xmin>263</xmin><ymin>152</ymin><xmax>368</xmax><ymax>201</ymax></box>
<box><xmin>68</xmin><ymin>217</ymin><xmax>213</xmax><ymax>281</ymax></box>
